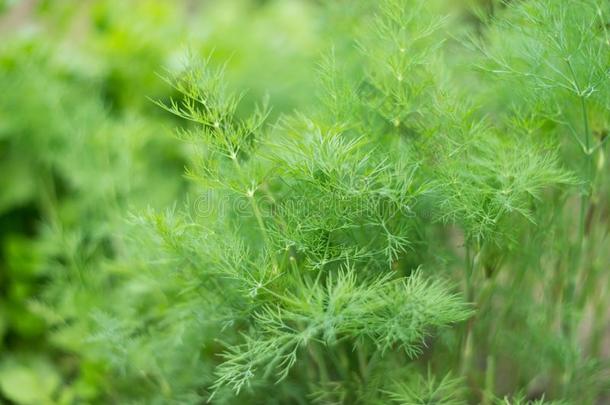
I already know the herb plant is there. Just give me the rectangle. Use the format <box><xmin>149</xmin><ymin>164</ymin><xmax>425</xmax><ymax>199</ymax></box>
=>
<box><xmin>1</xmin><ymin>0</ymin><xmax>609</xmax><ymax>404</ymax></box>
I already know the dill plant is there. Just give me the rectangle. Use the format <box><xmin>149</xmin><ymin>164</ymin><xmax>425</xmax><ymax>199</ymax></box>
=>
<box><xmin>1</xmin><ymin>0</ymin><xmax>609</xmax><ymax>404</ymax></box>
<box><xmin>87</xmin><ymin>0</ymin><xmax>602</xmax><ymax>403</ymax></box>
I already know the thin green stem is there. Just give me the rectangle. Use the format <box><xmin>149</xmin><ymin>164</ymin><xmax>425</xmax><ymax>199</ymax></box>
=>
<box><xmin>482</xmin><ymin>355</ymin><xmax>495</xmax><ymax>405</ymax></box>
<box><xmin>574</xmin><ymin>93</ymin><xmax>594</xmax><ymax>312</ymax></box>
<box><xmin>307</xmin><ymin>344</ymin><xmax>330</xmax><ymax>385</ymax></box>
<box><xmin>230</xmin><ymin>154</ymin><xmax>280</xmax><ymax>271</ymax></box>
<box><xmin>558</xmin><ymin>58</ymin><xmax>597</xmax><ymax>394</ymax></box>
<box><xmin>460</xmin><ymin>243</ymin><xmax>476</xmax><ymax>378</ymax></box>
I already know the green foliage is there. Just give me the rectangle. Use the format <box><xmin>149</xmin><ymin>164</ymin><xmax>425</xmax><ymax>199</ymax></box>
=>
<box><xmin>1</xmin><ymin>0</ymin><xmax>609</xmax><ymax>404</ymax></box>
<box><xmin>385</xmin><ymin>370</ymin><xmax>465</xmax><ymax>405</ymax></box>
<box><xmin>212</xmin><ymin>268</ymin><xmax>471</xmax><ymax>396</ymax></box>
